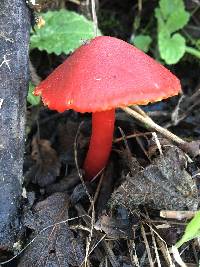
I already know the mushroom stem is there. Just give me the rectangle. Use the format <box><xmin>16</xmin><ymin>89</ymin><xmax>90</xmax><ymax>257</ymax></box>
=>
<box><xmin>83</xmin><ymin>109</ymin><xmax>115</xmax><ymax>180</ymax></box>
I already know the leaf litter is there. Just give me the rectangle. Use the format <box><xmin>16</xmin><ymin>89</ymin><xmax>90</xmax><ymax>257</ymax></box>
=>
<box><xmin>19</xmin><ymin>193</ymin><xmax>85</xmax><ymax>267</ymax></box>
<box><xmin>16</xmin><ymin>109</ymin><xmax>199</xmax><ymax>267</ymax></box>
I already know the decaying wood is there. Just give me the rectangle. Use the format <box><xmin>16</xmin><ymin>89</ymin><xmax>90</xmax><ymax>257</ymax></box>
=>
<box><xmin>0</xmin><ymin>0</ymin><xmax>30</xmax><ymax>249</ymax></box>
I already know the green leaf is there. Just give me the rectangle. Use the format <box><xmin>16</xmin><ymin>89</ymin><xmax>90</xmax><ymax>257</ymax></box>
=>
<box><xmin>158</xmin><ymin>31</ymin><xmax>186</xmax><ymax>64</ymax></box>
<box><xmin>156</xmin><ymin>0</ymin><xmax>190</xmax><ymax>34</ymax></box>
<box><xmin>132</xmin><ymin>35</ymin><xmax>152</xmax><ymax>53</ymax></box>
<box><xmin>159</xmin><ymin>0</ymin><xmax>184</xmax><ymax>19</ymax></box>
<box><xmin>166</xmin><ymin>9</ymin><xmax>190</xmax><ymax>33</ymax></box>
<box><xmin>176</xmin><ymin>211</ymin><xmax>200</xmax><ymax>248</ymax></box>
<box><xmin>30</xmin><ymin>10</ymin><xmax>101</xmax><ymax>55</ymax></box>
<box><xmin>27</xmin><ymin>83</ymin><xmax>40</xmax><ymax>106</ymax></box>
<box><xmin>155</xmin><ymin>8</ymin><xmax>166</xmax><ymax>32</ymax></box>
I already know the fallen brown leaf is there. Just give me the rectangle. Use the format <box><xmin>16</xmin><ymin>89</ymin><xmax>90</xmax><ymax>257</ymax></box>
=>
<box><xmin>31</xmin><ymin>137</ymin><xmax>61</xmax><ymax>187</ymax></box>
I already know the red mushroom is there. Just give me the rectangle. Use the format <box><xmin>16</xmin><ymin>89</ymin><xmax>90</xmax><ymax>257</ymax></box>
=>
<box><xmin>34</xmin><ymin>36</ymin><xmax>181</xmax><ymax>180</ymax></box>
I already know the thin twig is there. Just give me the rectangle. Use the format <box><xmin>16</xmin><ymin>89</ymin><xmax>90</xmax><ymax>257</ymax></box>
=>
<box><xmin>171</xmin><ymin>246</ymin><xmax>187</xmax><ymax>267</ymax></box>
<box><xmin>146</xmin><ymin>222</ymin><xmax>174</xmax><ymax>267</ymax></box>
<box><xmin>74</xmin><ymin>122</ymin><xmax>93</xmax><ymax>203</ymax></box>
<box><xmin>141</xmin><ymin>224</ymin><xmax>154</xmax><ymax>267</ymax></box>
<box><xmin>160</xmin><ymin>210</ymin><xmax>197</xmax><ymax>220</ymax></box>
<box><xmin>145</xmin><ymin>213</ymin><xmax>161</xmax><ymax>267</ymax></box>
<box><xmin>151</xmin><ymin>227</ymin><xmax>161</xmax><ymax>267</ymax></box>
<box><xmin>113</xmin><ymin>131</ymin><xmax>152</xmax><ymax>143</ymax></box>
<box><xmin>74</xmin><ymin>122</ymin><xmax>95</xmax><ymax>267</ymax></box>
<box><xmin>127</xmin><ymin>240</ymin><xmax>140</xmax><ymax>267</ymax></box>
<box><xmin>88</xmin><ymin>172</ymin><xmax>104</xmax><ymax>214</ymax></box>
<box><xmin>91</xmin><ymin>0</ymin><xmax>98</xmax><ymax>36</ymax></box>
<box><xmin>76</xmin><ymin>204</ymin><xmax>119</xmax><ymax>267</ymax></box>
<box><xmin>102</xmin><ymin>241</ymin><xmax>120</xmax><ymax>267</ymax></box>
<box><xmin>131</xmin><ymin>105</ymin><xmax>148</xmax><ymax>117</ymax></box>
<box><xmin>121</xmin><ymin>106</ymin><xmax>186</xmax><ymax>145</ymax></box>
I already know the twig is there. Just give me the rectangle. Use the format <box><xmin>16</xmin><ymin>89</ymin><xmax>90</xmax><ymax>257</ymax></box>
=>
<box><xmin>152</xmin><ymin>132</ymin><xmax>163</xmax><ymax>155</ymax></box>
<box><xmin>128</xmin><ymin>240</ymin><xmax>140</xmax><ymax>267</ymax></box>
<box><xmin>141</xmin><ymin>224</ymin><xmax>154</xmax><ymax>267</ymax></box>
<box><xmin>150</xmin><ymin>226</ymin><xmax>161</xmax><ymax>267</ymax></box>
<box><xmin>145</xmin><ymin>222</ymin><xmax>175</xmax><ymax>267</ymax></box>
<box><xmin>74</xmin><ymin>122</ymin><xmax>93</xmax><ymax>203</ymax></box>
<box><xmin>88</xmin><ymin>234</ymin><xmax>107</xmax><ymax>256</ymax></box>
<box><xmin>113</xmin><ymin>131</ymin><xmax>152</xmax><ymax>143</ymax></box>
<box><xmin>102</xmin><ymin>241</ymin><xmax>120</xmax><ymax>267</ymax></box>
<box><xmin>88</xmin><ymin>172</ymin><xmax>104</xmax><ymax>214</ymax></box>
<box><xmin>144</xmin><ymin>212</ymin><xmax>162</xmax><ymax>267</ymax></box>
<box><xmin>131</xmin><ymin>105</ymin><xmax>148</xmax><ymax>117</ymax></box>
<box><xmin>74</xmin><ymin>122</ymin><xmax>95</xmax><ymax>267</ymax></box>
<box><xmin>171</xmin><ymin>88</ymin><xmax>200</xmax><ymax>126</ymax></box>
<box><xmin>121</xmin><ymin>106</ymin><xmax>186</xmax><ymax>145</ymax></box>
<box><xmin>171</xmin><ymin>246</ymin><xmax>187</xmax><ymax>267</ymax></box>
<box><xmin>160</xmin><ymin>210</ymin><xmax>197</xmax><ymax>220</ymax></box>
<box><xmin>91</xmin><ymin>0</ymin><xmax>98</xmax><ymax>36</ymax></box>
<box><xmin>76</xmin><ymin>204</ymin><xmax>119</xmax><ymax>267</ymax></box>
<box><xmin>74</xmin><ymin>123</ymin><xmax>95</xmax><ymax>267</ymax></box>
<box><xmin>156</xmin><ymin>237</ymin><xmax>175</xmax><ymax>267</ymax></box>
<box><xmin>67</xmin><ymin>0</ymin><xmax>80</xmax><ymax>4</ymax></box>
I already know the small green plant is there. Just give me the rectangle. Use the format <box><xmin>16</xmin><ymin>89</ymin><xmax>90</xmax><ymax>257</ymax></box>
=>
<box><xmin>30</xmin><ymin>9</ymin><xmax>100</xmax><ymax>55</ymax></box>
<box><xmin>29</xmin><ymin>9</ymin><xmax>101</xmax><ymax>105</ymax></box>
<box><xmin>27</xmin><ymin>82</ymin><xmax>40</xmax><ymax>106</ymax></box>
<box><xmin>131</xmin><ymin>34</ymin><xmax>152</xmax><ymax>53</ymax></box>
<box><xmin>175</xmin><ymin>211</ymin><xmax>200</xmax><ymax>248</ymax></box>
<box><xmin>133</xmin><ymin>0</ymin><xmax>200</xmax><ymax>64</ymax></box>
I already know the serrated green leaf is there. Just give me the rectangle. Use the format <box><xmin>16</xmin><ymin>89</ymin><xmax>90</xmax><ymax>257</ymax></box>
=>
<box><xmin>30</xmin><ymin>10</ymin><xmax>101</xmax><ymax>55</ymax></box>
<box><xmin>176</xmin><ymin>211</ymin><xmax>200</xmax><ymax>248</ymax></box>
<box><xmin>158</xmin><ymin>31</ymin><xmax>186</xmax><ymax>64</ymax></box>
<box><xmin>166</xmin><ymin>9</ymin><xmax>190</xmax><ymax>33</ymax></box>
<box><xmin>159</xmin><ymin>0</ymin><xmax>184</xmax><ymax>19</ymax></box>
<box><xmin>132</xmin><ymin>35</ymin><xmax>152</xmax><ymax>53</ymax></box>
<box><xmin>27</xmin><ymin>83</ymin><xmax>40</xmax><ymax>106</ymax></box>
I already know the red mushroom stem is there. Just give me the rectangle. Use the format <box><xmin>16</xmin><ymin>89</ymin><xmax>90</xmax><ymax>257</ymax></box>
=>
<box><xmin>83</xmin><ymin>109</ymin><xmax>115</xmax><ymax>180</ymax></box>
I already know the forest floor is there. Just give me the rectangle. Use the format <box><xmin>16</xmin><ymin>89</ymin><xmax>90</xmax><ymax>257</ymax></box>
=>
<box><xmin>1</xmin><ymin>0</ymin><xmax>200</xmax><ymax>266</ymax></box>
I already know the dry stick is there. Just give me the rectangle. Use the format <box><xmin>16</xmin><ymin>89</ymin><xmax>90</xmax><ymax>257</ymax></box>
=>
<box><xmin>146</xmin><ymin>222</ymin><xmax>174</xmax><ymax>267</ymax></box>
<box><xmin>171</xmin><ymin>246</ymin><xmax>187</xmax><ymax>267</ymax></box>
<box><xmin>141</xmin><ymin>224</ymin><xmax>155</xmax><ymax>267</ymax></box>
<box><xmin>145</xmin><ymin>212</ymin><xmax>163</xmax><ymax>267</ymax></box>
<box><xmin>127</xmin><ymin>240</ymin><xmax>140</xmax><ymax>267</ymax></box>
<box><xmin>88</xmin><ymin>172</ymin><xmax>104</xmax><ymax>214</ymax></box>
<box><xmin>74</xmin><ymin>122</ymin><xmax>95</xmax><ymax>267</ymax></box>
<box><xmin>113</xmin><ymin>131</ymin><xmax>152</xmax><ymax>143</ymax></box>
<box><xmin>91</xmin><ymin>0</ymin><xmax>98</xmax><ymax>36</ymax></box>
<box><xmin>171</xmin><ymin>88</ymin><xmax>200</xmax><ymax>126</ymax></box>
<box><xmin>102</xmin><ymin>241</ymin><xmax>120</xmax><ymax>267</ymax></box>
<box><xmin>131</xmin><ymin>105</ymin><xmax>148</xmax><ymax>117</ymax></box>
<box><xmin>121</xmin><ymin>106</ymin><xmax>186</xmax><ymax>145</ymax></box>
<box><xmin>68</xmin><ymin>0</ymin><xmax>80</xmax><ymax>4</ymax></box>
<box><xmin>76</xmin><ymin>204</ymin><xmax>119</xmax><ymax>267</ymax></box>
<box><xmin>150</xmin><ymin>227</ymin><xmax>161</xmax><ymax>267</ymax></box>
<box><xmin>74</xmin><ymin>122</ymin><xmax>93</xmax><ymax>203</ymax></box>
<box><xmin>160</xmin><ymin>210</ymin><xmax>197</xmax><ymax>220</ymax></box>
<box><xmin>156</xmin><ymin>237</ymin><xmax>175</xmax><ymax>267</ymax></box>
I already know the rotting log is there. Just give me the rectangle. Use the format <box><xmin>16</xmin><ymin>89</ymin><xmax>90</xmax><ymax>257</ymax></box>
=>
<box><xmin>0</xmin><ymin>0</ymin><xmax>30</xmax><ymax>250</ymax></box>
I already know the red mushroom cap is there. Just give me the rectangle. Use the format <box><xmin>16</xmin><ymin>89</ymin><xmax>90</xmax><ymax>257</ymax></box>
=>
<box><xmin>34</xmin><ymin>36</ymin><xmax>181</xmax><ymax>113</ymax></box>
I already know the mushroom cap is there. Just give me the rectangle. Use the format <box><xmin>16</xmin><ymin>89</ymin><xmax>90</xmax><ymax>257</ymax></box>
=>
<box><xmin>34</xmin><ymin>36</ymin><xmax>181</xmax><ymax>113</ymax></box>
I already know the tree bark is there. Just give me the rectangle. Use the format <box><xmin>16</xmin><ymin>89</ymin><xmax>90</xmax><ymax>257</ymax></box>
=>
<box><xmin>0</xmin><ymin>0</ymin><xmax>30</xmax><ymax>250</ymax></box>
